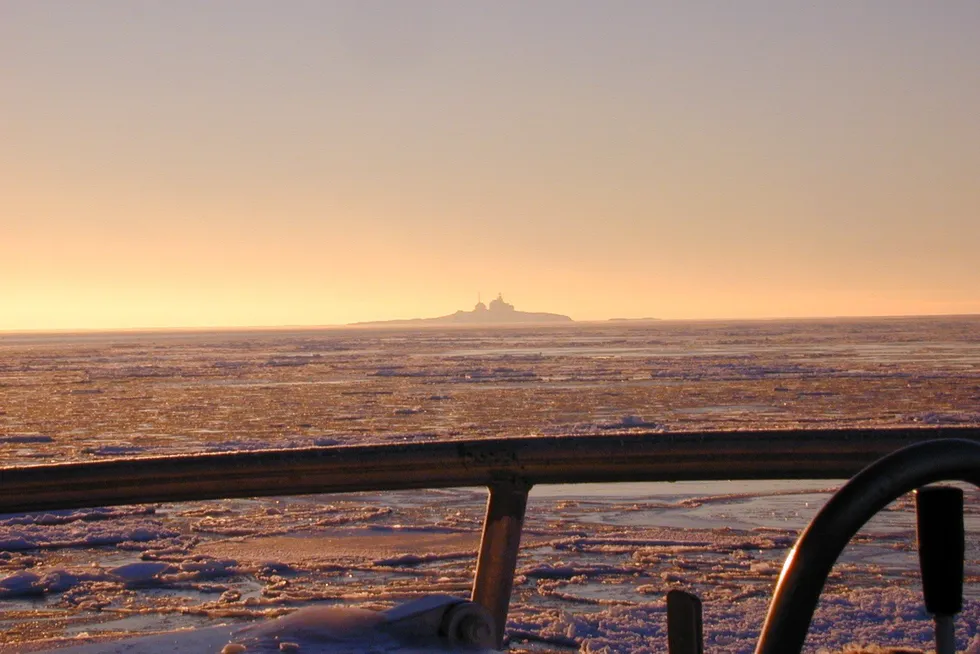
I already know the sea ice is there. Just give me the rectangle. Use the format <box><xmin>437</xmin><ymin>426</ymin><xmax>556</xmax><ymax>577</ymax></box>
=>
<box><xmin>2</xmin><ymin>319</ymin><xmax>978</xmax><ymax>652</ymax></box>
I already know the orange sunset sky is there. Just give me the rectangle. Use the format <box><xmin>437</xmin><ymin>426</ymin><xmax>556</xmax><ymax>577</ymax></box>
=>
<box><xmin>2</xmin><ymin>2</ymin><xmax>979</xmax><ymax>330</ymax></box>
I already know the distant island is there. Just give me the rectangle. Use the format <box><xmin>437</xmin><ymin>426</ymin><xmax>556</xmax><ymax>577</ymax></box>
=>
<box><xmin>352</xmin><ymin>294</ymin><xmax>573</xmax><ymax>326</ymax></box>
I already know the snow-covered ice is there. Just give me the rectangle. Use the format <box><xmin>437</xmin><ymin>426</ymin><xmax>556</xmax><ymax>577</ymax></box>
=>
<box><xmin>1</xmin><ymin>317</ymin><xmax>978</xmax><ymax>652</ymax></box>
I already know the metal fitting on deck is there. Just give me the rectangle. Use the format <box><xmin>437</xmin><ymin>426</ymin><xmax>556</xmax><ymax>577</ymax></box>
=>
<box><xmin>381</xmin><ymin>594</ymin><xmax>497</xmax><ymax>650</ymax></box>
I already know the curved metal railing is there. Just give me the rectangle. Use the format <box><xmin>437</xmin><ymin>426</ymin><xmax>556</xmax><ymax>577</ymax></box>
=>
<box><xmin>3</xmin><ymin>426</ymin><xmax>979</xmax><ymax>648</ymax></box>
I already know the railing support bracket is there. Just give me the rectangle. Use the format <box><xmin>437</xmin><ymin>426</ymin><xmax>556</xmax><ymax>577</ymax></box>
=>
<box><xmin>471</xmin><ymin>480</ymin><xmax>531</xmax><ymax>650</ymax></box>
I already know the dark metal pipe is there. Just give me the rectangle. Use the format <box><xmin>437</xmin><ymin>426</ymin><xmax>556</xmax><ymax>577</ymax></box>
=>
<box><xmin>754</xmin><ymin>439</ymin><xmax>980</xmax><ymax>654</ymax></box>
<box><xmin>2</xmin><ymin>428</ymin><xmax>978</xmax><ymax>514</ymax></box>
<box><xmin>471</xmin><ymin>482</ymin><xmax>530</xmax><ymax>649</ymax></box>
<box><xmin>667</xmin><ymin>589</ymin><xmax>704</xmax><ymax>654</ymax></box>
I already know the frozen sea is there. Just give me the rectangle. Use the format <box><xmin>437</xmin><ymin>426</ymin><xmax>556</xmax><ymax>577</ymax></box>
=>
<box><xmin>1</xmin><ymin>317</ymin><xmax>979</xmax><ymax>653</ymax></box>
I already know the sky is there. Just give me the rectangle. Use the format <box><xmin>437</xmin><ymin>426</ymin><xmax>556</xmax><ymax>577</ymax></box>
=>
<box><xmin>2</xmin><ymin>1</ymin><xmax>979</xmax><ymax>330</ymax></box>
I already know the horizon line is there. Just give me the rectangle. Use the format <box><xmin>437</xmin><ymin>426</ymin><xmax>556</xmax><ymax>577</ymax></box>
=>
<box><xmin>2</xmin><ymin>311</ymin><xmax>978</xmax><ymax>337</ymax></box>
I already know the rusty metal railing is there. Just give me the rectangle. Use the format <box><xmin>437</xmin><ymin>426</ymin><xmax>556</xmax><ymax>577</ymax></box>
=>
<box><xmin>3</xmin><ymin>426</ymin><xmax>979</xmax><ymax>648</ymax></box>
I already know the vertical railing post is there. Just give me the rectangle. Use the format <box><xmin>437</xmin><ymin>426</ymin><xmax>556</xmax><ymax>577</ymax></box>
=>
<box><xmin>471</xmin><ymin>481</ymin><xmax>530</xmax><ymax>650</ymax></box>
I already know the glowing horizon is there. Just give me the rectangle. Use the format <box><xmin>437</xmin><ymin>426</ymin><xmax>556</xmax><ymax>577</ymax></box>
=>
<box><xmin>3</xmin><ymin>1</ymin><xmax>978</xmax><ymax>331</ymax></box>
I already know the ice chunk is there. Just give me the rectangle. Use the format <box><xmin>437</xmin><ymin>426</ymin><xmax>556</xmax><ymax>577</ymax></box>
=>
<box><xmin>110</xmin><ymin>561</ymin><xmax>175</xmax><ymax>585</ymax></box>
<box><xmin>0</xmin><ymin>570</ymin><xmax>42</xmax><ymax>597</ymax></box>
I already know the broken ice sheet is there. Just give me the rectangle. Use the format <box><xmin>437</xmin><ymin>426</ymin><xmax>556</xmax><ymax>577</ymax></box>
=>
<box><xmin>1</xmin><ymin>318</ymin><xmax>979</xmax><ymax>652</ymax></box>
